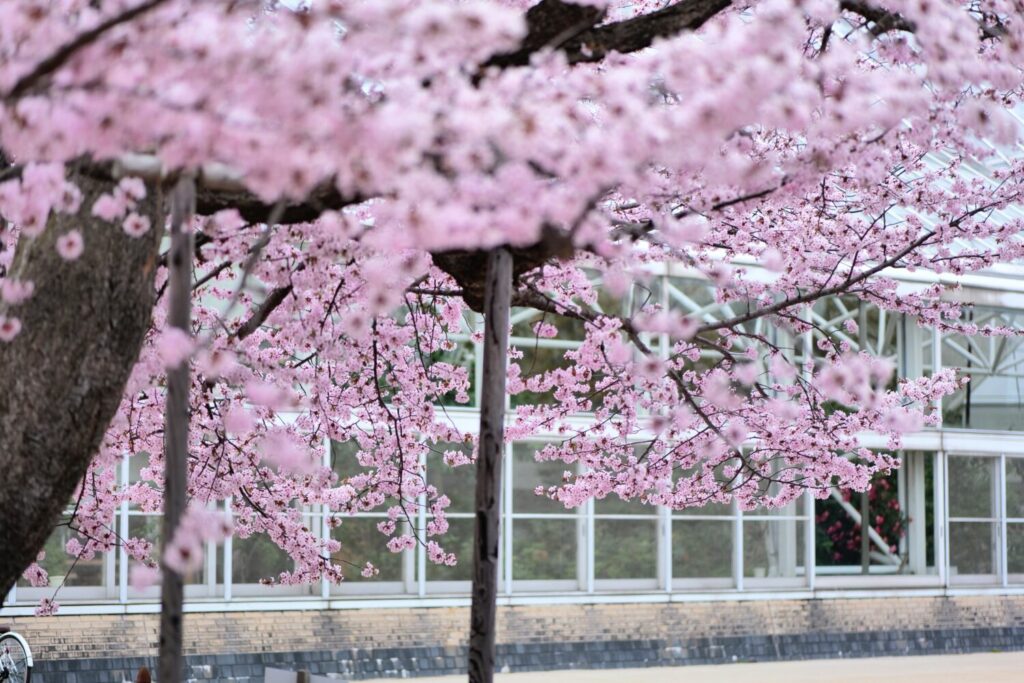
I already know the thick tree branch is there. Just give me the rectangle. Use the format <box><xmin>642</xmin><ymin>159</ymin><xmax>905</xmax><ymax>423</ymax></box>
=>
<box><xmin>63</xmin><ymin>157</ymin><xmax>369</xmax><ymax>227</ymax></box>
<box><xmin>839</xmin><ymin>0</ymin><xmax>916</xmax><ymax>34</ymax></box>
<box><xmin>5</xmin><ymin>0</ymin><xmax>172</xmax><ymax>100</ymax></box>
<box><xmin>194</xmin><ymin>180</ymin><xmax>368</xmax><ymax>225</ymax></box>
<box><xmin>484</xmin><ymin>0</ymin><xmax>732</xmax><ymax>70</ymax></box>
<box><xmin>235</xmin><ymin>284</ymin><xmax>294</xmax><ymax>340</ymax></box>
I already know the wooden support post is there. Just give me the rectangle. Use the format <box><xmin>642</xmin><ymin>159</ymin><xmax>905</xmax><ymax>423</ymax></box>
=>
<box><xmin>158</xmin><ymin>176</ymin><xmax>195</xmax><ymax>683</ymax></box>
<box><xmin>467</xmin><ymin>248</ymin><xmax>513</xmax><ymax>683</ymax></box>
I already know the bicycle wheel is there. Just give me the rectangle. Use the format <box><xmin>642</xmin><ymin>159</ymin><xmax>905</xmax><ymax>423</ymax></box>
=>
<box><xmin>0</xmin><ymin>633</ymin><xmax>31</xmax><ymax>683</ymax></box>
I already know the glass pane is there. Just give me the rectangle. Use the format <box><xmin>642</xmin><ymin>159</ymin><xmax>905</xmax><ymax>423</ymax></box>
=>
<box><xmin>427</xmin><ymin>442</ymin><xmax>476</xmax><ymax>514</ymax></box>
<box><xmin>513</xmin><ymin>444</ymin><xmax>573</xmax><ymax>515</ymax></box>
<box><xmin>331</xmin><ymin>438</ymin><xmax>362</xmax><ymax>480</ymax></box>
<box><xmin>672</xmin><ymin>520</ymin><xmax>731</xmax><ymax>578</ymax></box>
<box><xmin>666</xmin><ymin>277</ymin><xmax>716</xmax><ymax>313</ymax></box>
<box><xmin>815</xmin><ymin>474</ymin><xmax>907</xmax><ymax>572</ymax></box>
<box><xmin>432</xmin><ymin>338</ymin><xmax>476</xmax><ymax>407</ymax></box>
<box><xmin>948</xmin><ymin>457</ymin><xmax>997</xmax><ymax>518</ymax></box>
<box><xmin>1007</xmin><ymin>458</ymin><xmax>1024</xmax><ymax>519</ymax></box>
<box><xmin>127</xmin><ymin>514</ymin><xmax>161</xmax><ymax>561</ymax></box>
<box><xmin>924</xmin><ymin>453</ymin><xmax>937</xmax><ymax>568</ymax></box>
<box><xmin>128</xmin><ymin>451</ymin><xmax>152</xmax><ymax>483</ymax></box>
<box><xmin>1008</xmin><ymin>524</ymin><xmax>1024</xmax><ymax>578</ymax></box>
<box><xmin>512</xmin><ymin>309</ymin><xmax>587</xmax><ymax>342</ymax></box>
<box><xmin>18</xmin><ymin>523</ymin><xmax>105</xmax><ymax>588</ymax></box>
<box><xmin>509</xmin><ymin>345</ymin><xmax>568</xmax><ymax>407</ymax></box>
<box><xmin>672</xmin><ymin>460</ymin><xmax>735</xmax><ymax>516</ymax></box>
<box><xmin>941</xmin><ymin>307</ymin><xmax>1024</xmax><ymax>431</ymax></box>
<box><xmin>810</xmin><ymin>297</ymin><xmax>899</xmax><ymax>363</ymax></box>
<box><xmin>593</xmin><ymin>493</ymin><xmax>656</xmax><ymax>515</ymax></box>
<box><xmin>943</xmin><ymin>372</ymin><xmax>1024</xmax><ymax>431</ymax></box>
<box><xmin>743</xmin><ymin>520</ymin><xmax>805</xmax><ymax>579</ymax></box>
<box><xmin>126</xmin><ymin>452</ymin><xmax>159</xmax><ymax>512</ymax></box>
<box><xmin>666</xmin><ymin>277</ymin><xmax>761</xmax><ymax>339</ymax></box>
<box><xmin>512</xmin><ymin>519</ymin><xmax>577</xmax><ymax>581</ymax></box>
<box><xmin>673</xmin><ymin>500</ymin><xmax>733</xmax><ymax>517</ymax></box>
<box><xmin>949</xmin><ymin>522</ymin><xmax>997</xmax><ymax>576</ymax></box>
<box><xmin>232</xmin><ymin>533</ymin><xmax>292</xmax><ymax>584</ymax></box>
<box><xmin>127</xmin><ymin>515</ymin><xmax>207</xmax><ymax>585</ymax></box>
<box><xmin>332</xmin><ymin>517</ymin><xmax>403</xmax><ymax>582</ymax></box>
<box><xmin>594</xmin><ymin>519</ymin><xmax>657</xmax><ymax>580</ymax></box>
<box><xmin>426</xmin><ymin>517</ymin><xmax>475</xmax><ymax>581</ymax></box>
<box><xmin>594</xmin><ymin>445</ymin><xmax>659</xmax><ymax>515</ymax></box>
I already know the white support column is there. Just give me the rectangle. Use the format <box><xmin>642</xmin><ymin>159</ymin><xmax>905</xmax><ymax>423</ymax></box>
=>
<box><xmin>935</xmin><ymin>452</ymin><xmax>948</xmax><ymax>587</ymax></box>
<box><xmin>402</xmin><ymin>445</ymin><xmax>417</xmax><ymax>595</ymax></box>
<box><xmin>901</xmin><ymin>317</ymin><xmax>917</xmax><ymax>375</ymax></box>
<box><xmin>475</xmin><ymin>312</ymin><xmax>485</xmax><ymax>410</ymax></box>
<box><xmin>658</xmin><ymin>274</ymin><xmax>672</xmax><ymax>594</ymax></box>
<box><xmin>733</xmin><ymin>500</ymin><xmax>744</xmax><ymax>591</ymax></box>
<box><xmin>503</xmin><ymin>448</ymin><xmax>513</xmax><ymax>595</ymax></box>
<box><xmin>659</xmin><ymin>505</ymin><xmax>672</xmax><ymax>592</ymax></box>
<box><xmin>223</xmin><ymin>496</ymin><xmax>233</xmax><ymax>601</ymax></box>
<box><xmin>932</xmin><ymin>327</ymin><xmax>943</xmax><ymax>428</ymax></box>
<box><xmin>402</xmin><ymin>524</ymin><xmax>417</xmax><ymax>595</ymax></box>
<box><xmin>585</xmin><ymin>495</ymin><xmax>595</xmax><ymax>594</ymax></box>
<box><xmin>1000</xmin><ymin>454</ymin><xmax>1009</xmax><ymax>588</ymax></box>
<box><xmin>205</xmin><ymin>498</ymin><xmax>217</xmax><ymax>597</ymax></box>
<box><xmin>907</xmin><ymin>452</ymin><xmax>927</xmax><ymax>575</ymax></box>
<box><xmin>897</xmin><ymin>459</ymin><xmax>907</xmax><ymax>559</ymax></box>
<box><xmin>933</xmin><ymin>323</ymin><xmax>948</xmax><ymax>583</ymax></box>
<box><xmin>805</xmin><ymin>490</ymin><xmax>816</xmax><ymax>590</ymax></box>
<box><xmin>321</xmin><ymin>435</ymin><xmax>331</xmax><ymax>600</ymax></box>
<box><xmin>777</xmin><ymin>515</ymin><xmax>798</xmax><ymax>578</ymax></box>
<box><xmin>119</xmin><ymin>453</ymin><xmax>130</xmax><ymax>603</ymax></box>
<box><xmin>417</xmin><ymin>449</ymin><xmax>427</xmax><ymax>597</ymax></box>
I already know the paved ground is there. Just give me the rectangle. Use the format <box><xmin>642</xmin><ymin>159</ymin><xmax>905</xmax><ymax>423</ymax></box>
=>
<box><xmin>363</xmin><ymin>651</ymin><xmax>1024</xmax><ymax>682</ymax></box>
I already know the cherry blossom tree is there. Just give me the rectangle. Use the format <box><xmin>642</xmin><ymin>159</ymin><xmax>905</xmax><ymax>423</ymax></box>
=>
<box><xmin>1</xmin><ymin>0</ymin><xmax>1024</xmax><ymax>680</ymax></box>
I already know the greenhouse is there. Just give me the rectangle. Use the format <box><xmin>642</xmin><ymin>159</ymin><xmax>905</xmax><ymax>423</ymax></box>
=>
<box><xmin>8</xmin><ymin>266</ymin><xmax>1024</xmax><ymax>614</ymax></box>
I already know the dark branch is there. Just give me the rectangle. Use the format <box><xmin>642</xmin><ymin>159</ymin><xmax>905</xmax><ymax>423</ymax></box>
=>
<box><xmin>839</xmin><ymin>0</ymin><xmax>916</xmax><ymax>34</ymax></box>
<box><xmin>431</xmin><ymin>225</ymin><xmax>575</xmax><ymax>312</ymax></box>
<box><xmin>235</xmin><ymin>284</ymin><xmax>293</xmax><ymax>340</ymax></box>
<box><xmin>5</xmin><ymin>0</ymin><xmax>172</xmax><ymax>101</ymax></box>
<box><xmin>484</xmin><ymin>0</ymin><xmax>732</xmax><ymax>70</ymax></box>
<box><xmin>195</xmin><ymin>180</ymin><xmax>368</xmax><ymax>225</ymax></box>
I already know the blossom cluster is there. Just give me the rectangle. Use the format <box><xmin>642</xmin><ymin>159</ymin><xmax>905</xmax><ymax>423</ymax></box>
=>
<box><xmin>0</xmin><ymin>0</ymin><xmax>1022</xmax><ymax>610</ymax></box>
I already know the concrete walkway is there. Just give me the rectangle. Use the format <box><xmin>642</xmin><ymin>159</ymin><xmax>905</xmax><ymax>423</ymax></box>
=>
<box><xmin>364</xmin><ymin>651</ymin><xmax>1024</xmax><ymax>682</ymax></box>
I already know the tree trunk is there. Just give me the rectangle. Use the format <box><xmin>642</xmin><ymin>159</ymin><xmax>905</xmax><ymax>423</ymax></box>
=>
<box><xmin>158</xmin><ymin>177</ymin><xmax>195</xmax><ymax>683</ymax></box>
<box><xmin>0</xmin><ymin>173</ymin><xmax>163</xmax><ymax>599</ymax></box>
<box><xmin>467</xmin><ymin>248</ymin><xmax>512</xmax><ymax>683</ymax></box>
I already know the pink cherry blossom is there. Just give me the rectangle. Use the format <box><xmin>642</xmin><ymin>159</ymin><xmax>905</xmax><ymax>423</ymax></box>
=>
<box><xmin>122</xmin><ymin>212</ymin><xmax>151</xmax><ymax>238</ymax></box>
<box><xmin>129</xmin><ymin>563</ymin><xmax>162</xmax><ymax>591</ymax></box>
<box><xmin>155</xmin><ymin>328</ymin><xmax>193</xmax><ymax>369</ymax></box>
<box><xmin>91</xmin><ymin>194</ymin><xmax>126</xmax><ymax>222</ymax></box>
<box><xmin>162</xmin><ymin>505</ymin><xmax>232</xmax><ymax>576</ymax></box>
<box><xmin>33</xmin><ymin>598</ymin><xmax>59</xmax><ymax>617</ymax></box>
<box><xmin>118</xmin><ymin>177</ymin><xmax>147</xmax><ymax>202</ymax></box>
<box><xmin>0</xmin><ymin>279</ymin><xmax>34</xmax><ymax>305</ymax></box>
<box><xmin>4</xmin><ymin>0</ymin><xmax>1024</xmax><ymax>593</ymax></box>
<box><xmin>0</xmin><ymin>315</ymin><xmax>21</xmax><ymax>342</ymax></box>
<box><xmin>55</xmin><ymin>230</ymin><xmax>84</xmax><ymax>261</ymax></box>
<box><xmin>20</xmin><ymin>562</ymin><xmax>48</xmax><ymax>588</ymax></box>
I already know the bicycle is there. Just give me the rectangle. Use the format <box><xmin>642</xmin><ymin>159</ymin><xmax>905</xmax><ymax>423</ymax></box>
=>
<box><xmin>0</xmin><ymin>626</ymin><xmax>32</xmax><ymax>683</ymax></box>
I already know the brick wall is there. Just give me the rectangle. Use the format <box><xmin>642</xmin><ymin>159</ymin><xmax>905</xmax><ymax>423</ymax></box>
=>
<box><xmin>10</xmin><ymin>595</ymin><xmax>1024</xmax><ymax>681</ymax></box>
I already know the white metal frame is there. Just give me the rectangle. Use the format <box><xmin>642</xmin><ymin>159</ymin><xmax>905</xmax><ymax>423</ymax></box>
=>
<box><xmin>13</xmin><ymin>273</ymin><xmax>1024</xmax><ymax>612</ymax></box>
